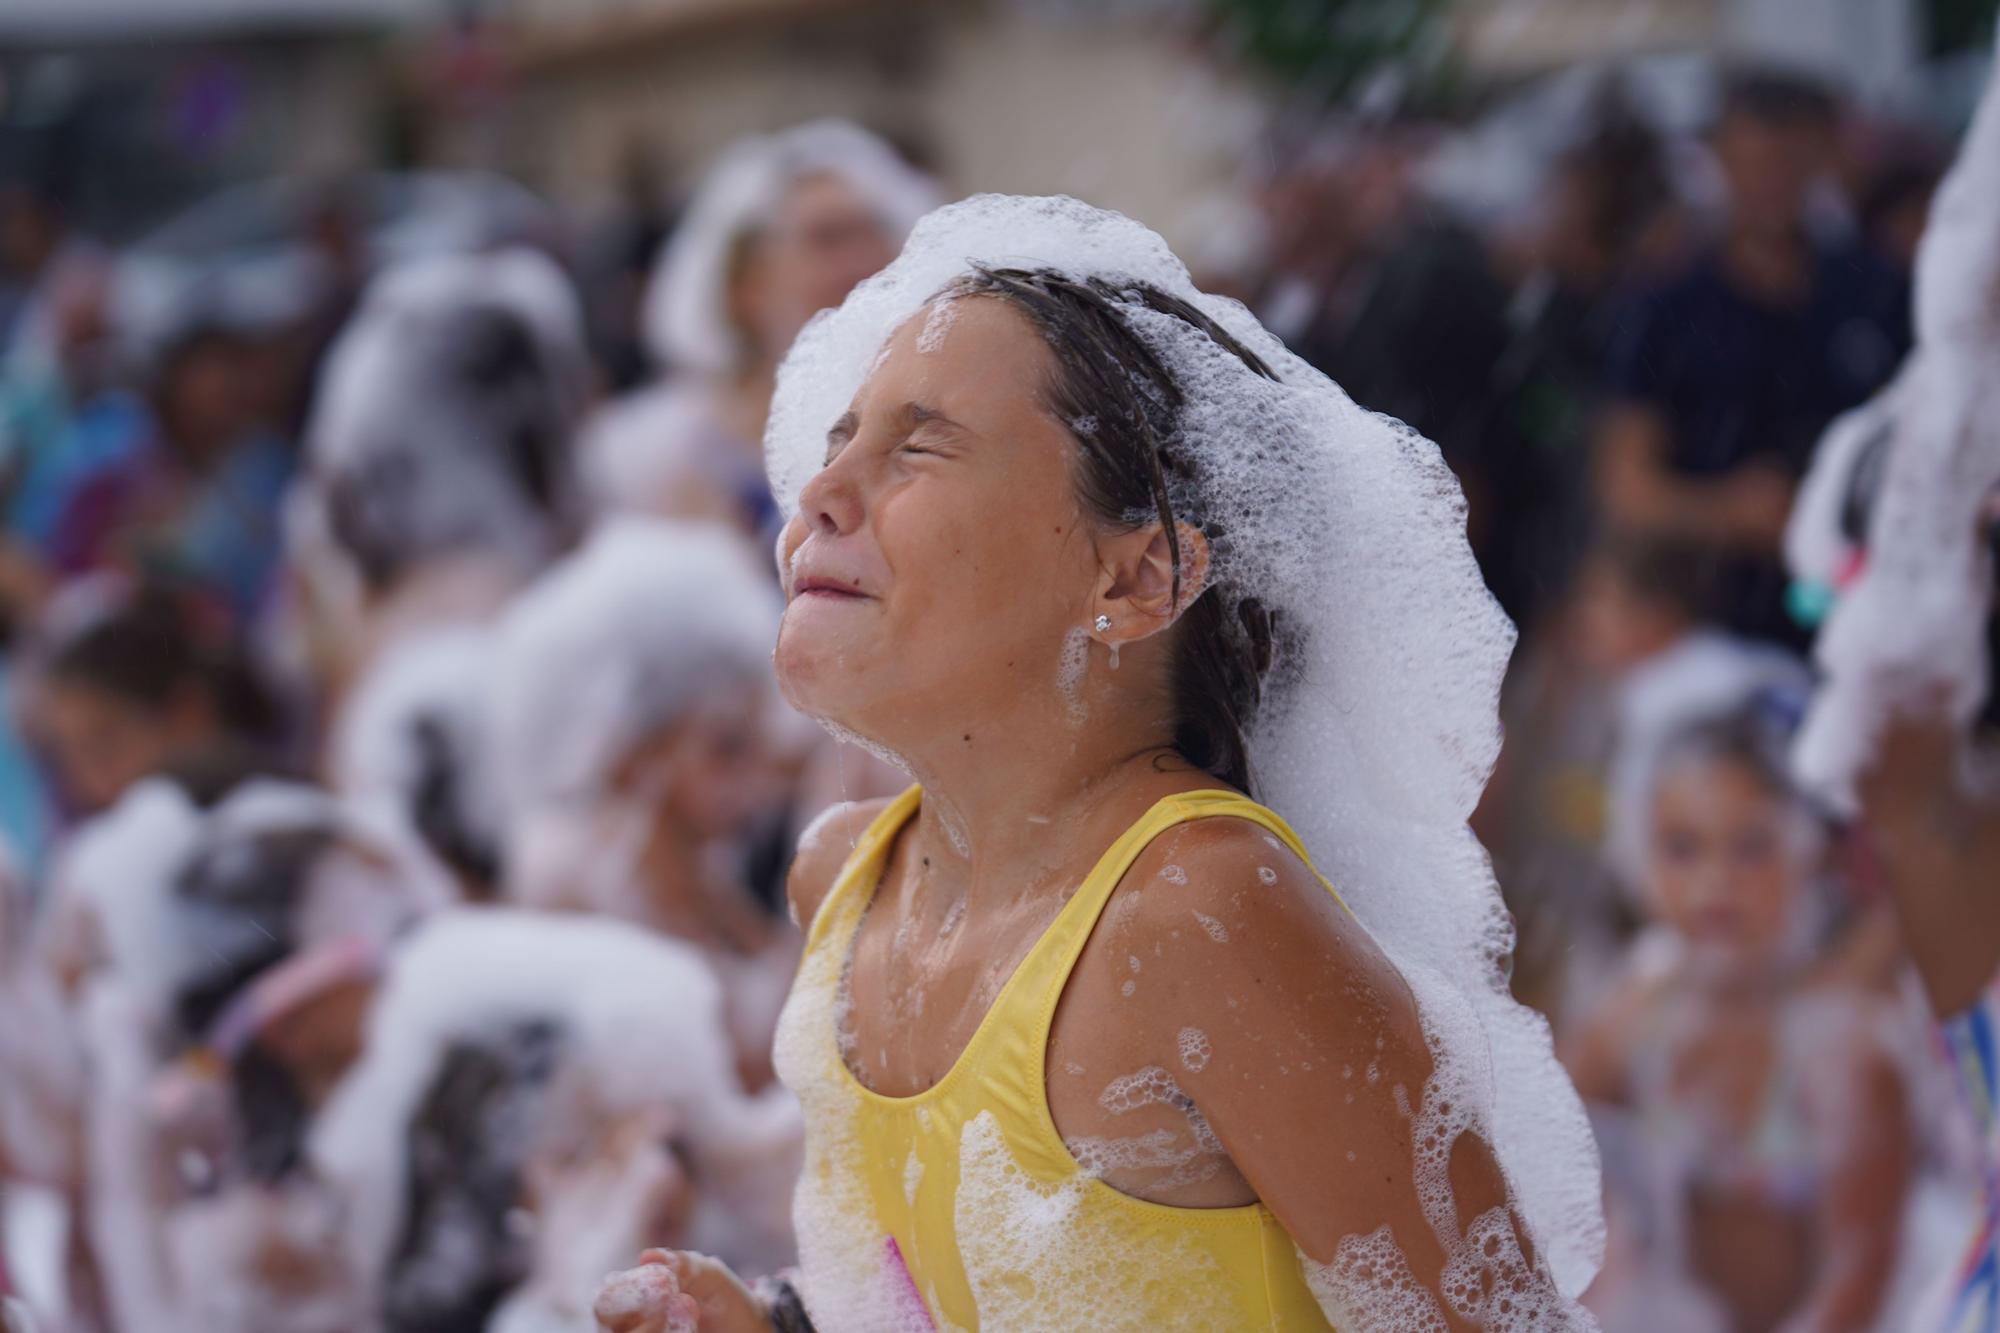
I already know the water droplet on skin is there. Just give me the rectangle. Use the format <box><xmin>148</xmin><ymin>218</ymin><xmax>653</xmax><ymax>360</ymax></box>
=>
<box><xmin>1256</xmin><ymin>866</ymin><xmax>1278</xmax><ymax>885</ymax></box>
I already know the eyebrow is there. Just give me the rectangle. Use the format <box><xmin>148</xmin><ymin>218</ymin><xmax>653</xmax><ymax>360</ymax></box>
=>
<box><xmin>824</xmin><ymin>411</ymin><xmax>859</xmax><ymax>457</ymax></box>
<box><xmin>905</xmin><ymin>401</ymin><xmax>969</xmax><ymax>433</ymax></box>
<box><xmin>824</xmin><ymin>402</ymin><xmax>970</xmax><ymax>458</ymax></box>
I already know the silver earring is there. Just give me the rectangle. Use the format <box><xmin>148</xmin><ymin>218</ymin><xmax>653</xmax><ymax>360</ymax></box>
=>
<box><xmin>1094</xmin><ymin>615</ymin><xmax>1112</xmax><ymax>633</ymax></box>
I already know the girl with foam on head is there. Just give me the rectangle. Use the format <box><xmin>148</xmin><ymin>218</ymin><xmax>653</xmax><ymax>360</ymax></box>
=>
<box><xmin>1565</xmin><ymin>690</ymin><xmax>1914</xmax><ymax>1332</ymax></box>
<box><xmin>599</xmin><ymin>194</ymin><xmax>1603</xmax><ymax>1331</ymax></box>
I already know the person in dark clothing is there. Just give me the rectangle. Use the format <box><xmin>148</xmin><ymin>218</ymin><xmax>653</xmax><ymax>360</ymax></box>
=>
<box><xmin>1490</xmin><ymin>112</ymin><xmax>1682</xmax><ymax>630</ymax></box>
<box><xmin>1596</xmin><ymin>71</ymin><xmax>1910</xmax><ymax>645</ymax></box>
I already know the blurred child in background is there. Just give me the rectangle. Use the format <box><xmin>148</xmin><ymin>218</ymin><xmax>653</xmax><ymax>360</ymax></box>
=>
<box><xmin>1567</xmin><ymin>688</ymin><xmax>1914</xmax><ymax>1332</ymax></box>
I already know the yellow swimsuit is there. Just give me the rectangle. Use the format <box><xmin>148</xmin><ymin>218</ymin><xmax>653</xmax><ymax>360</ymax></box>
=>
<box><xmin>771</xmin><ymin>785</ymin><xmax>1340</xmax><ymax>1331</ymax></box>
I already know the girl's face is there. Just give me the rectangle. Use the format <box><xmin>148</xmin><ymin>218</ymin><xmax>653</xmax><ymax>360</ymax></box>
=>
<box><xmin>1648</xmin><ymin>755</ymin><xmax>1806</xmax><ymax>968</ymax></box>
<box><xmin>774</xmin><ymin>296</ymin><xmax>1104</xmax><ymax>755</ymax></box>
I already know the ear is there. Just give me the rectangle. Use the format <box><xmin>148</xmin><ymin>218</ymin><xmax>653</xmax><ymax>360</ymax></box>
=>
<box><xmin>1092</xmin><ymin>522</ymin><xmax>1210</xmax><ymax>645</ymax></box>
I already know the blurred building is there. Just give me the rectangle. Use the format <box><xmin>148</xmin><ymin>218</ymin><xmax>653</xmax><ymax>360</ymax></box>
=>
<box><xmin>0</xmin><ymin>0</ymin><xmax>423</xmax><ymax>240</ymax></box>
<box><xmin>427</xmin><ymin>0</ymin><xmax>1268</xmax><ymax>260</ymax></box>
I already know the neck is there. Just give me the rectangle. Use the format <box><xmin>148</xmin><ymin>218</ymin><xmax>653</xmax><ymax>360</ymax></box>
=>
<box><xmin>878</xmin><ymin>640</ymin><xmax>1185</xmax><ymax>893</ymax></box>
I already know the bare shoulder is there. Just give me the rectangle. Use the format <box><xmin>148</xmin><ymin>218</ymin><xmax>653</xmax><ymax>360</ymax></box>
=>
<box><xmin>787</xmin><ymin>798</ymin><xmax>895</xmax><ymax>932</ymax></box>
<box><xmin>1102</xmin><ymin>815</ymin><xmax>1412</xmax><ymax>1047</ymax></box>
<box><xmin>1121</xmin><ymin>815</ymin><xmax>1366</xmax><ymax>961</ymax></box>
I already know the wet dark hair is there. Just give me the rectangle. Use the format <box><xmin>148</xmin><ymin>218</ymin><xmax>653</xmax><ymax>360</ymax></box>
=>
<box><xmin>383</xmin><ymin>1019</ymin><xmax>564</xmax><ymax>1333</ymax></box>
<box><xmin>45</xmin><ymin>583</ymin><xmax>277</xmax><ymax>740</ymax></box>
<box><xmin>1557</xmin><ymin>113</ymin><xmax>1672</xmax><ymax>258</ymax></box>
<box><xmin>408</xmin><ymin>711</ymin><xmax>500</xmax><ymax>897</ymax></box>
<box><xmin>941</xmin><ymin>266</ymin><xmax>1283</xmax><ymax>793</ymax></box>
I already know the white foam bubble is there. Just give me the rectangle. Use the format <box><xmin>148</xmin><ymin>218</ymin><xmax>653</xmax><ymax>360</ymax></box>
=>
<box><xmin>954</xmin><ymin>1111</ymin><xmax>1235</xmax><ymax>1330</ymax></box>
<box><xmin>1303</xmin><ymin>1228</ymin><xmax>1452</xmax><ymax>1333</ymax></box>
<box><xmin>916</xmin><ymin>296</ymin><xmax>961</xmax><ymax>354</ymax></box>
<box><xmin>1192</xmin><ymin>911</ymin><xmax>1229</xmax><ymax>943</ymax></box>
<box><xmin>1789</xmin><ymin>28</ymin><xmax>2000</xmax><ymax>810</ymax></box>
<box><xmin>489</xmin><ymin>519</ymin><xmax>780</xmax><ymax>814</ymax></box>
<box><xmin>1056</xmin><ymin>626</ymin><xmax>1091</xmax><ymax>726</ymax></box>
<box><xmin>1176</xmin><ymin>1027</ymin><xmax>1212</xmax><ymax>1073</ymax></box>
<box><xmin>1159</xmin><ymin>864</ymin><xmax>1188</xmax><ymax>885</ymax></box>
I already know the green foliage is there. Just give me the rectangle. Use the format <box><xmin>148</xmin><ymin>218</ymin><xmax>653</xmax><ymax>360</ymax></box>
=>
<box><xmin>1205</xmin><ymin>0</ymin><xmax>1459</xmax><ymax>107</ymax></box>
<box><xmin>1928</xmin><ymin>0</ymin><xmax>2000</xmax><ymax>55</ymax></box>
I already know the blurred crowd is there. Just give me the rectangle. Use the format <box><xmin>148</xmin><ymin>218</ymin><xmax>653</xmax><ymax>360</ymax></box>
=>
<box><xmin>0</xmin><ymin>44</ymin><xmax>1989</xmax><ymax>1333</ymax></box>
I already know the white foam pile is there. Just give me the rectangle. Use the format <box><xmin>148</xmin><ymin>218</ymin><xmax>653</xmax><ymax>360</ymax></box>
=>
<box><xmin>764</xmin><ymin>194</ymin><xmax>1603</xmax><ymax>1324</ymax></box>
<box><xmin>1788</xmin><ymin>31</ymin><xmax>2000</xmax><ymax>807</ymax></box>
<box><xmin>50</xmin><ymin>776</ymin><xmax>440</xmax><ymax>1020</ymax></box>
<box><xmin>299</xmin><ymin>247</ymin><xmax>589</xmax><ymax>586</ymax></box>
<box><xmin>488</xmin><ymin>518</ymin><xmax>781</xmax><ymax>813</ymax></box>
<box><xmin>330</xmin><ymin>623</ymin><xmax>504</xmax><ymax>873</ymax></box>
<box><xmin>309</xmin><ymin>907</ymin><xmax>799</xmax><ymax>1306</ymax></box>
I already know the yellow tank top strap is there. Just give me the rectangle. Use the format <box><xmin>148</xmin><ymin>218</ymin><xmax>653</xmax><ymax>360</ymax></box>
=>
<box><xmin>802</xmin><ymin>784</ymin><xmax>925</xmax><ymax>954</ymax></box>
<box><xmin>1012</xmin><ymin>787</ymin><xmax>1346</xmax><ymax>993</ymax></box>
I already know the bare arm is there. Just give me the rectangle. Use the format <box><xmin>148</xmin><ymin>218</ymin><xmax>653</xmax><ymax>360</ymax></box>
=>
<box><xmin>1596</xmin><ymin>403</ymin><xmax>1795</xmax><ymax>552</ymax></box>
<box><xmin>1787</xmin><ymin>1035</ymin><xmax>1912</xmax><ymax>1332</ymax></box>
<box><xmin>1127</xmin><ymin>822</ymin><xmax>1582</xmax><ymax>1330</ymax></box>
<box><xmin>1856</xmin><ymin>703</ymin><xmax>2000</xmax><ymax>1016</ymax></box>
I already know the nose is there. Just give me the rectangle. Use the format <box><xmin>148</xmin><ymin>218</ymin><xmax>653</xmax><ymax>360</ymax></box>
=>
<box><xmin>798</xmin><ymin>456</ymin><xmax>864</xmax><ymax>537</ymax></box>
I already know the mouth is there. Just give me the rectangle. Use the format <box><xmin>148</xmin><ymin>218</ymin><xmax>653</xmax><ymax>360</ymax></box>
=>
<box><xmin>792</xmin><ymin>575</ymin><xmax>872</xmax><ymax>602</ymax></box>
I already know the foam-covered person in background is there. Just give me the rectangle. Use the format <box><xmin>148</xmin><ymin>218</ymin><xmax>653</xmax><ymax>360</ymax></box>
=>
<box><xmin>491</xmin><ymin>519</ymin><xmax>795</xmax><ymax>1089</ymax></box>
<box><xmin>309</xmin><ymin>910</ymin><xmax>800</xmax><ymax>1333</ymax></box>
<box><xmin>286</xmin><ymin>247</ymin><xmax>592</xmax><ymax>709</ymax></box>
<box><xmin>39</xmin><ymin>774</ymin><xmax>444</xmax><ymax>1333</ymax></box>
<box><xmin>599</xmin><ymin>195</ymin><xmax>1603</xmax><ymax>1332</ymax></box>
<box><xmin>1565</xmin><ymin>692</ymin><xmax>1912</xmax><ymax>1332</ymax></box>
<box><xmin>579</xmin><ymin>120</ymin><xmax>934</xmax><ymax>551</ymax></box>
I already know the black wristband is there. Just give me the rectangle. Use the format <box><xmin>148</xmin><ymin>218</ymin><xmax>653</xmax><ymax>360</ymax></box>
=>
<box><xmin>768</xmin><ymin>1279</ymin><xmax>815</xmax><ymax>1333</ymax></box>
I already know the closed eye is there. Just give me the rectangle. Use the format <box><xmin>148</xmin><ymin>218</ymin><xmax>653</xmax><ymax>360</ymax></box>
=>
<box><xmin>824</xmin><ymin>411</ymin><xmax>859</xmax><ymax>463</ymax></box>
